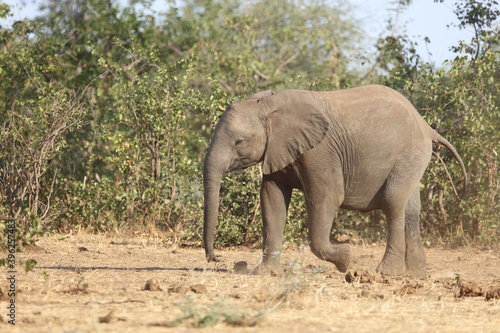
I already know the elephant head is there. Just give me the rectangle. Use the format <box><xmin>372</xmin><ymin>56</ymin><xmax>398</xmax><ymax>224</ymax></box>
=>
<box><xmin>203</xmin><ymin>90</ymin><xmax>329</xmax><ymax>261</ymax></box>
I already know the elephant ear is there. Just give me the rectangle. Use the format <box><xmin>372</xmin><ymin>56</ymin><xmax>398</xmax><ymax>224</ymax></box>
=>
<box><xmin>246</xmin><ymin>90</ymin><xmax>274</xmax><ymax>100</ymax></box>
<box><xmin>261</xmin><ymin>91</ymin><xmax>329</xmax><ymax>175</ymax></box>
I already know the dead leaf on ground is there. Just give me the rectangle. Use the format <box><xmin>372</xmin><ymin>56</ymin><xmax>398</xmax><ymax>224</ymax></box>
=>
<box><xmin>485</xmin><ymin>285</ymin><xmax>500</xmax><ymax>301</ymax></box>
<box><xmin>190</xmin><ymin>284</ymin><xmax>208</xmax><ymax>294</ymax></box>
<box><xmin>459</xmin><ymin>281</ymin><xmax>484</xmax><ymax>297</ymax></box>
<box><xmin>345</xmin><ymin>270</ymin><xmax>374</xmax><ymax>283</ymax></box>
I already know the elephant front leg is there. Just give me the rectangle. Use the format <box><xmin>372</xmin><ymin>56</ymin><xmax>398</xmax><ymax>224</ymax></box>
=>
<box><xmin>254</xmin><ymin>177</ymin><xmax>292</xmax><ymax>275</ymax></box>
<box><xmin>307</xmin><ymin>196</ymin><xmax>351</xmax><ymax>272</ymax></box>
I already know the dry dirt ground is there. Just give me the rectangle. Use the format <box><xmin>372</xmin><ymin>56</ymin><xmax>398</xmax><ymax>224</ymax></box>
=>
<box><xmin>1</xmin><ymin>234</ymin><xmax>499</xmax><ymax>333</ymax></box>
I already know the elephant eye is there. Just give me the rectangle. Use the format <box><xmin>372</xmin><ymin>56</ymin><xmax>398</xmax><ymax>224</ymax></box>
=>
<box><xmin>235</xmin><ymin>139</ymin><xmax>243</xmax><ymax>146</ymax></box>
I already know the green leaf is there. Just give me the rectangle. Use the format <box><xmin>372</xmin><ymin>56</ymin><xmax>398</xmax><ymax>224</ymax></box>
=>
<box><xmin>25</xmin><ymin>259</ymin><xmax>37</xmax><ymax>273</ymax></box>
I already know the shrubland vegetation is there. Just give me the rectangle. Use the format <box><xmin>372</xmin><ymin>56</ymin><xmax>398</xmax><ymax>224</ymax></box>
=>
<box><xmin>0</xmin><ymin>0</ymin><xmax>498</xmax><ymax>250</ymax></box>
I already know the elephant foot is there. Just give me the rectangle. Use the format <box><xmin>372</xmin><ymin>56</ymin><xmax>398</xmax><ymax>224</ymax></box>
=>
<box><xmin>405</xmin><ymin>243</ymin><xmax>427</xmax><ymax>278</ymax></box>
<box><xmin>311</xmin><ymin>243</ymin><xmax>351</xmax><ymax>273</ymax></box>
<box><xmin>253</xmin><ymin>263</ymin><xmax>284</xmax><ymax>276</ymax></box>
<box><xmin>405</xmin><ymin>265</ymin><xmax>427</xmax><ymax>278</ymax></box>
<box><xmin>376</xmin><ymin>256</ymin><xmax>405</xmax><ymax>276</ymax></box>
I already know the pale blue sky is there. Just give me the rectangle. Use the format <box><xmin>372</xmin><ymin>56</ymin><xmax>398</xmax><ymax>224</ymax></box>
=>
<box><xmin>351</xmin><ymin>0</ymin><xmax>474</xmax><ymax>65</ymax></box>
<box><xmin>2</xmin><ymin>0</ymin><xmax>475</xmax><ymax>66</ymax></box>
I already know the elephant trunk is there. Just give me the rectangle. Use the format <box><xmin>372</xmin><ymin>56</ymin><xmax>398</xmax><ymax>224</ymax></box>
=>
<box><xmin>203</xmin><ymin>146</ymin><xmax>228</xmax><ymax>262</ymax></box>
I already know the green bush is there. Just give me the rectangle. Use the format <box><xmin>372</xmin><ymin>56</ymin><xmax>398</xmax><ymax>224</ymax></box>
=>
<box><xmin>0</xmin><ymin>0</ymin><xmax>498</xmax><ymax>249</ymax></box>
<box><xmin>376</xmin><ymin>0</ymin><xmax>500</xmax><ymax>243</ymax></box>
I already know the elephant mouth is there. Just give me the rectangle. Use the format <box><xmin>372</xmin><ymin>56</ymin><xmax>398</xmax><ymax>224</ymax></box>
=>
<box><xmin>227</xmin><ymin>158</ymin><xmax>263</xmax><ymax>173</ymax></box>
<box><xmin>227</xmin><ymin>164</ymin><xmax>250</xmax><ymax>173</ymax></box>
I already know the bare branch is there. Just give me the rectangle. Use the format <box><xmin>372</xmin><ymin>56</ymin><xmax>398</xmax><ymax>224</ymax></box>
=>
<box><xmin>250</xmin><ymin>64</ymin><xmax>270</xmax><ymax>81</ymax></box>
<box><xmin>432</xmin><ymin>151</ymin><xmax>459</xmax><ymax>198</ymax></box>
<box><xmin>41</xmin><ymin>168</ymin><xmax>58</xmax><ymax>219</ymax></box>
<box><xmin>275</xmin><ymin>53</ymin><xmax>299</xmax><ymax>73</ymax></box>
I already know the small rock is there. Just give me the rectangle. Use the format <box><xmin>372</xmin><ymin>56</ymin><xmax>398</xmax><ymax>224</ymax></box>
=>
<box><xmin>233</xmin><ymin>261</ymin><xmax>248</xmax><ymax>274</ymax></box>
<box><xmin>190</xmin><ymin>284</ymin><xmax>208</xmax><ymax>294</ymax></box>
<box><xmin>78</xmin><ymin>246</ymin><xmax>89</xmax><ymax>252</ymax></box>
<box><xmin>99</xmin><ymin>309</ymin><xmax>117</xmax><ymax>323</ymax></box>
<box><xmin>169</xmin><ymin>285</ymin><xmax>190</xmax><ymax>294</ymax></box>
<box><xmin>360</xmin><ymin>290</ymin><xmax>370</xmax><ymax>298</ymax></box>
<box><xmin>144</xmin><ymin>279</ymin><xmax>162</xmax><ymax>291</ymax></box>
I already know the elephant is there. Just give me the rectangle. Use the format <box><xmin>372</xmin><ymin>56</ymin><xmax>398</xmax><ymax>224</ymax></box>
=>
<box><xmin>203</xmin><ymin>85</ymin><xmax>467</xmax><ymax>277</ymax></box>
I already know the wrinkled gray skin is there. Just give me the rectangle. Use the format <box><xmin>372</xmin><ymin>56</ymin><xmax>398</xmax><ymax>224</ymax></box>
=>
<box><xmin>203</xmin><ymin>85</ymin><xmax>468</xmax><ymax>277</ymax></box>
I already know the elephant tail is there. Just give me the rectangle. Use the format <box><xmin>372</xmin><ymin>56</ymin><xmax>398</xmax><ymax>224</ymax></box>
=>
<box><xmin>430</xmin><ymin>130</ymin><xmax>469</xmax><ymax>199</ymax></box>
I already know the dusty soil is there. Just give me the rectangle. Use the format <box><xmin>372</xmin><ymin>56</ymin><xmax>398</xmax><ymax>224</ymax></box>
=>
<box><xmin>1</xmin><ymin>234</ymin><xmax>499</xmax><ymax>333</ymax></box>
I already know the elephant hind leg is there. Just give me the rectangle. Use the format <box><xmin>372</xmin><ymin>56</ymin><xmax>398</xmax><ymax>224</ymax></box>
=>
<box><xmin>376</xmin><ymin>208</ymin><xmax>406</xmax><ymax>276</ymax></box>
<box><xmin>404</xmin><ymin>186</ymin><xmax>427</xmax><ymax>277</ymax></box>
<box><xmin>377</xmin><ymin>154</ymin><xmax>429</xmax><ymax>276</ymax></box>
<box><xmin>377</xmin><ymin>183</ymin><xmax>414</xmax><ymax>275</ymax></box>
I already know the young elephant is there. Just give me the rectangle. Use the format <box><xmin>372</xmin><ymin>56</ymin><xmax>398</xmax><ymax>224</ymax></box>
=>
<box><xmin>203</xmin><ymin>85</ymin><xmax>467</xmax><ymax>277</ymax></box>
